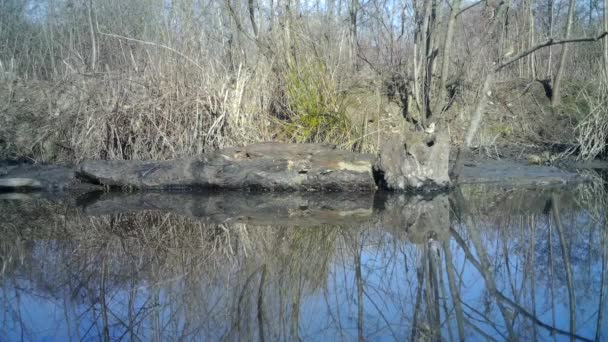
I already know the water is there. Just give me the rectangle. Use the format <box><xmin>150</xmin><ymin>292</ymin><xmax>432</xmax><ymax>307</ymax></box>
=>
<box><xmin>0</xmin><ymin>183</ymin><xmax>606</xmax><ymax>341</ymax></box>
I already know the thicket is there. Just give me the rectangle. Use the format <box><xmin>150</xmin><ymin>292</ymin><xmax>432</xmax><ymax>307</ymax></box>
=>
<box><xmin>0</xmin><ymin>0</ymin><xmax>606</xmax><ymax>162</ymax></box>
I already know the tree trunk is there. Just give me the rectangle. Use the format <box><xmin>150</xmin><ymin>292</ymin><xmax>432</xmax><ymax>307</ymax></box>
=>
<box><xmin>87</xmin><ymin>0</ymin><xmax>97</xmax><ymax>72</ymax></box>
<box><xmin>551</xmin><ymin>0</ymin><xmax>575</xmax><ymax>106</ymax></box>
<box><xmin>604</xmin><ymin>0</ymin><xmax>608</xmax><ymax>72</ymax></box>
<box><xmin>422</xmin><ymin>0</ymin><xmax>438</xmax><ymax>120</ymax></box>
<box><xmin>284</xmin><ymin>0</ymin><xmax>295</xmax><ymax>64</ymax></box>
<box><xmin>412</xmin><ymin>0</ymin><xmax>424</xmax><ymax>114</ymax></box>
<box><xmin>433</xmin><ymin>0</ymin><xmax>463</xmax><ymax>115</ymax></box>
<box><xmin>527</xmin><ymin>0</ymin><xmax>536</xmax><ymax>78</ymax></box>
<box><xmin>465</xmin><ymin>73</ymin><xmax>494</xmax><ymax>146</ymax></box>
<box><xmin>350</xmin><ymin>0</ymin><xmax>359</xmax><ymax>68</ymax></box>
<box><xmin>249</xmin><ymin>0</ymin><xmax>259</xmax><ymax>37</ymax></box>
<box><xmin>224</xmin><ymin>0</ymin><xmax>246</xmax><ymax>69</ymax></box>
<box><xmin>327</xmin><ymin>0</ymin><xmax>335</xmax><ymax>20</ymax></box>
<box><xmin>269</xmin><ymin>0</ymin><xmax>275</xmax><ymax>30</ymax></box>
<box><xmin>547</xmin><ymin>0</ymin><xmax>554</xmax><ymax>79</ymax></box>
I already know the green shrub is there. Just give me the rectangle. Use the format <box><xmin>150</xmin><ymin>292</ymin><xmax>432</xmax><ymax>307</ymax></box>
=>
<box><xmin>280</xmin><ymin>59</ymin><xmax>353</xmax><ymax>146</ymax></box>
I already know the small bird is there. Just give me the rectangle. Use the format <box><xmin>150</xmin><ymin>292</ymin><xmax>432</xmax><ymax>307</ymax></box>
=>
<box><xmin>424</xmin><ymin>122</ymin><xmax>436</xmax><ymax>134</ymax></box>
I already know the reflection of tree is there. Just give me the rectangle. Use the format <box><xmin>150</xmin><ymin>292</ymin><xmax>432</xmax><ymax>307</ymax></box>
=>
<box><xmin>552</xmin><ymin>195</ymin><xmax>576</xmax><ymax>341</ymax></box>
<box><xmin>447</xmin><ymin>184</ymin><xmax>607</xmax><ymax>342</ymax></box>
<box><xmin>443</xmin><ymin>239</ymin><xmax>465</xmax><ymax>341</ymax></box>
<box><xmin>0</xmin><ymin>182</ymin><xmax>606</xmax><ymax>341</ymax></box>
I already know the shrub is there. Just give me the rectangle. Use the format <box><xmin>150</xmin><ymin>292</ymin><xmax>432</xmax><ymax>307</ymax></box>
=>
<box><xmin>278</xmin><ymin>58</ymin><xmax>354</xmax><ymax>147</ymax></box>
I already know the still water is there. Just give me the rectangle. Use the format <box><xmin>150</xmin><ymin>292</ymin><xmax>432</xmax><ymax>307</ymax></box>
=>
<box><xmin>0</xmin><ymin>183</ymin><xmax>606</xmax><ymax>341</ymax></box>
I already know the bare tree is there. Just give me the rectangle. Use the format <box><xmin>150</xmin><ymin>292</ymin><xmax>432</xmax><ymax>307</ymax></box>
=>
<box><xmin>87</xmin><ymin>0</ymin><xmax>97</xmax><ymax>72</ymax></box>
<box><xmin>551</xmin><ymin>0</ymin><xmax>575</xmax><ymax>106</ymax></box>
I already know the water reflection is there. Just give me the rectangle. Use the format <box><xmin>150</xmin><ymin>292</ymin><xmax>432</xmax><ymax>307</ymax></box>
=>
<box><xmin>0</xmin><ymin>183</ymin><xmax>606</xmax><ymax>341</ymax></box>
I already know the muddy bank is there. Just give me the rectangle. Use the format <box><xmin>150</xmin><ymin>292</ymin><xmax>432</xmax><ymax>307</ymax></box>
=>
<box><xmin>459</xmin><ymin>159</ymin><xmax>591</xmax><ymax>186</ymax></box>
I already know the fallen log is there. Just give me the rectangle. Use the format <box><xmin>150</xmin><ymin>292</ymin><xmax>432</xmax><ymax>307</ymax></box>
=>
<box><xmin>78</xmin><ymin>143</ymin><xmax>379</xmax><ymax>191</ymax></box>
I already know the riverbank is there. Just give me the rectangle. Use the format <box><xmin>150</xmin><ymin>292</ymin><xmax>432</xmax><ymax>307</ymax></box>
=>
<box><xmin>0</xmin><ymin>153</ymin><xmax>595</xmax><ymax>194</ymax></box>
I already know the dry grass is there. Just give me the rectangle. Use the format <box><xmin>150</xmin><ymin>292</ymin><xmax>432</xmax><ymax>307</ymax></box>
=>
<box><xmin>0</xmin><ymin>55</ymin><xmax>276</xmax><ymax>162</ymax></box>
<box><xmin>1</xmin><ymin>0</ymin><xmax>606</xmax><ymax>162</ymax></box>
<box><xmin>575</xmin><ymin>73</ymin><xmax>608</xmax><ymax>160</ymax></box>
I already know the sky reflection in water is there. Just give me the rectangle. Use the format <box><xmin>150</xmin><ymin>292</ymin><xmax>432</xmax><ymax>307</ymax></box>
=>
<box><xmin>0</xmin><ymin>183</ymin><xmax>607</xmax><ymax>341</ymax></box>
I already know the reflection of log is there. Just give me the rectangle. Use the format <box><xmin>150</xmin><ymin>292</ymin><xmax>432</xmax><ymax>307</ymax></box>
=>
<box><xmin>78</xmin><ymin>143</ymin><xmax>378</xmax><ymax>192</ymax></box>
<box><xmin>80</xmin><ymin>191</ymin><xmax>377</xmax><ymax>227</ymax></box>
<box><xmin>79</xmin><ymin>191</ymin><xmax>451</xmax><ymax>231</ymax></box>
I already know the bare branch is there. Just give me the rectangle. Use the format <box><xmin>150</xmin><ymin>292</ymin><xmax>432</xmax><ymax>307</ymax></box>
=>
<box><xmin>456</xmin><ymin>0</ymin><xmax>483</xmax><ymax>18</ymax></box>
<box><xmin>496</xmin><ymin>32</ymin><xmax>608</xmax><ymax>72</ymax></box>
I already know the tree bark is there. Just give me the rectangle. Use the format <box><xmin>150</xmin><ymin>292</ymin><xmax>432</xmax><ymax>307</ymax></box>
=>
<box><xmin>551</xmin><ymin>0</ymin><xmax>575</xmax><ymax>106</ymax></box>
<box><xmin>350</xmin><ymin>0</ymin><xmax>360</xmax><ymax>68</ymax></box>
